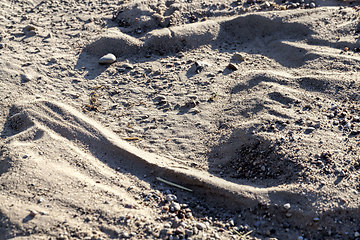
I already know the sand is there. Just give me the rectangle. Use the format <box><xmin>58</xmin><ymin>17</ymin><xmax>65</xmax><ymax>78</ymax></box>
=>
<box><xmin>1</xmin><ymin>0</ymin><xmax>360</xmax><ymax>239</ymax></box>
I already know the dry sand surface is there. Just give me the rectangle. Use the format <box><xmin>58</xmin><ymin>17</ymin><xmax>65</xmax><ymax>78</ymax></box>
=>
<box><xmin>1</xmin><ymin>0</ymin><xmax>360</xmax><ymax>239</ymax></box>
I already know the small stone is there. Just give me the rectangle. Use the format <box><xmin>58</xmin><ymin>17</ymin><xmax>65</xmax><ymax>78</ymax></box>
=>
<box><xmin>228</xmin><ymin>219</ymin><xmax>234</xmax><ymax>226</ymax></box>
<box><xmin>195</xmin><ymin>222</ymin><xmax>207</xmax><ymax>230</ymax></box>
<box><xmin>264</xmin><ymin>1</ymin><xmax>271</xmax><ymax>8</ymax></box>
<box><xmin>122</xmin><ymin>63</ymin><xmax>133</xmax><ymax>69</ymax></box>
<box><xmin>185</xmin><ymin>229</ymin><xmax>193</xmax><ymax>237</ymax></box>
<box><xmin>122</xmin><ymin>231</ymin><xmax>130</xmax><ymax>238</ymax></box>
<box><xmin>163</xmin><ymin>223</ymin><xmax>171</xmax><ymax>229</ymax></box>
<box><xmin>354</xmin><ymin>232</ymin><xmax>360</xmax><ymax>237</ymax></box>
<box><xmin>313</xmin><ymin>217</ymin><xmax>320</xmax><ymax>222</ymax></box>
<box><xmin>285</xmin><ymin>212</ymin><xmax>292</xmax><ymax>218</ymax></box>
<box><xmin>29</xmin><ymin>210</ymin><xmax>38</xmax><ymax>217</ymax></box>
<box><xmin>99</xmin><ymin>53</ymin><xmax>116</xmax><ymax>64</ymax></box>
<box><xmin>195</xmin><ymin>60</ymin><xmax>211</xmax><ymax>73</ymax></box>
<box><xmin>174</xmin><ymin>226</ymin><xmax>185</xmax><ymax>235</ymax></box>
<box><xmin>159</xmin><ymin>228</ymin><xmax>171</xmax><ymax>238</ymax></box>
<box><xmin>304</xmin><ymin>127</ymin><xmax>315</xmax><ymax>134</ymax></box>
<box><xmin>21</xmin><ymin>73</ymin><xmax>33</xmax><ymax>83</ymax></box>
<box><xmin>166</xmin><ymin>194</ymin><xmax>177</xmax><ymax>202</ymax></box>
<box><xmin>232</xmin><ymin>53</ymin><xmax>245</xmax><ymax>62</ymax></box>
<box><xmin>23</xmin><ymin>25</ymin><xmax>36</xmax><ymax>36</ymax></box>
<box><xmin>283</xmin><ymin>203</ymin><xmax>291</xmax><ymax>210</ymax></box>
<box><xmin>330</xmin><ymin>104</ymin><xmax>338</xmax><ymax>111</ymax></box>
<box><xmin>352</xmin><ymin>116</ymin><xmax>360</xmax><ymax>122</ymax></box>
<box><xmin>162</xmin><ymin>205</ymin><xmax>169</xmax><ymax>212</ymax></box>
<box><xmin>310</xmin><ymin>2</ymin><xmax>316</xmax><ymax>8</ymax></box>
<box><xmin>183</xmin><ymin>100</ymin><xmax>198</xmax><ymax>109</ymax></box>
<box><xmin>24</xmin><ymin>25</ymin><xmax>36</xmax><ymax>32</ymax></box>
<box><xmin>344</xmin><ymin>122</ymin><xmax>351</xmax><ymax>129</ymax></box>
<box><xmin>227</xmin><ymin>63</ymin><xmax>238</xmax><ymax>71</ymax></box>
<box><xmin>170</xmin><ymin>202</ymin><xmax>181</xmax><ymax>212</ymax></box>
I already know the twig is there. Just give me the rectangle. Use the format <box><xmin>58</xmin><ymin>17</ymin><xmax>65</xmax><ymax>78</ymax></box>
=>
<box><xmin>156</xmin><ymin>177</ymin><xmax>193</xmax><ymax>192</ymax></box>
<box><xmin>233</xmin><ymin>229</ymin><xmax>253</xmax><ymax>239</ymax></box>
<box><xmin>123</xmin><ymin>137</ymin><xmax>142</xmax><ymax>141</ymax></box>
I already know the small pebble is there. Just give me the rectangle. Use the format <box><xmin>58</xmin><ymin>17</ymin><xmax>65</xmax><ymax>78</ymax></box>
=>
<box><xmin>305</xmin><ymin>127</ymin><xmax>315</xmax><ymax>134</ymax></box>
<box><xmin>166</xmin><ymin>194</ymin><xmax>177</xmax><ymax>202</ymax></box>
<box><xmin>99</xmin><ymin>53</ymin><xmax>116</xmax><ymax>64</ymax></box>
<box><xmin>232</xmin><ymin>53</ymin><xmax>245</xmax><ymax>62</ymax></box>
<box><xmin>30</xmin><ymin>210</ymin><xmax>38</xmax><ymax>217</ymax></box>
<box><xmin>227</xmin><ymin>63</ymin><xmax>238</xmax><ymax>71</ymax></box>
<box><xmin>21</xmin><ymin>73</ymin><xmax>33</xmax><ymax>83</ymax></box>
<box><xmin>195</xmin><ymin>60</ymin><xmax>211</xmax><ymax>73</ymax></box>
<box><xmin>195</xmin><ymin>222</ymin><xmax>207</xmax><ymax>230</ymax></box>
<box><xmin>310</xmin><ymin>2</ymin><xmax>316</xmax><ymax>8</ymax></box>
<box><xmin>264</xmin><ymin>1</ymin><xmax>271</xmax><ymax>8</ymax></box>
<box><xmin>24</xmin><ymin>25</ymin><xmax>36</xmax><ymax>32</ymax></box>
<box><xmin>122</xmin><ymin>231</ymin><xmax>130</xmax><ymax>238</ymax></box>
<box><xmin>170</xmin><ymin>201</ymin><xmax>181</xmax><ymax>212</ymax></box>
<box><xmin>284</xmin><ymin>203</ymin><xmax>291</xmax><ymax>210</ymax></box>
<box><xmin>23</xmin><ymin>25</ymin><xmax>37</xmax><ymax>36</ymax></box>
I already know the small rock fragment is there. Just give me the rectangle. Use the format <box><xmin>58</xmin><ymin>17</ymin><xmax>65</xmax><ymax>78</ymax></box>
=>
<box><xmin>304</xmin><ymin>127</ymin><xmax>315</xmax><ymax>134</ymax></box>
<box><xmin>24</xmin><ymin>25</ymin><xmax>36</xmax><ymax>32</ymax></box>
<box><xmin>21</xmin><ymin>73</ymin><xmax>33</xmax><ymax>83</ymax></box>
<box><xmin>166</xmin><ymin>194</ymin><xmax>177</xmax><ymax>202</ymax></box>
<box><xmin>310</xmin><ymin>2</ymin><xmax>316</xmax><ymax>8</ymax></box>
<box><xmin>284</xmin><ymin>203</ymin><xmax>291</xmax><ymax>210</ymax></box>
<box><xmin>122</xmin><ymin>231</ymin><xmax>130</xmax><ymax>238</ymax></box>
<box><xmin>344</xmin><ymin>122</ymin><xmax>351</xmax><ymax>129</ymax></box>
<box><xmin>99</xmin><ymin>53</ymin><xmax>116</xmax><ymax>64</ymax></box>
<box><xmin>185</xmin><ymin>229</ymin><xmax>193</xmax><ymax>237</ymax></box>
<box><xmin>195</xmin><ymin>60</ymin><xmax>211</xmax><ymax>73</ymax></box>
<box><xmin>231</xmin><ymin>53</ymin><xmax>245</xmax><ymax>62</ymax></box>
<box><xmin>195</xmin><ymin>222</ymin><xmax>207</xmax><ymax>230</ymax></box>
<box><xmin>264</xmin><ymin>1</ymin><xmax>271</xmax><ymax>8</ymax></box>
<box><xmin>30</xmin><ymin>210</ymin><xmax>38</xmax><ymax>217</ymax></box>
<box><xmin>227</xmin><ymin>63</ymin><xmax>238</xmax><ymax>71</ymax></box>
<box><xmin>23</xmin><ymin>25</ymin><xmax>37</xmax><ymax>36</ymax></box>
<box><xmin>170</xmin><ymin>201</ymin><xmax>181</xmax><ymax>212</ymax></box>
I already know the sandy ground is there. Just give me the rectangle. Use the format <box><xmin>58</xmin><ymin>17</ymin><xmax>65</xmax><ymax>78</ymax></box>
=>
<box><xmin>1</xmin><ymin>0</ymin><xmax>360</xmax><ymax>239</ymax></box>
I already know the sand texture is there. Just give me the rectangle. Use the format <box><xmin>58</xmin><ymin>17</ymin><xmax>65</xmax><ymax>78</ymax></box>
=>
<box><xmin>1</xmin><ymin>0</ymin><xmax>360</xmax><ymax>239</ymax></box>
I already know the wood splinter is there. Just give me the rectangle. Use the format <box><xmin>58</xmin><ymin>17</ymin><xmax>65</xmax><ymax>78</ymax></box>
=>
<box><xmin>156</xmin><ymin>177</ymin><xmax>193</xmax><ymax>192</ymax></box>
